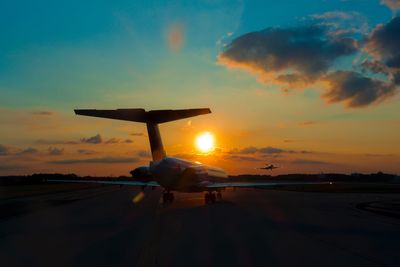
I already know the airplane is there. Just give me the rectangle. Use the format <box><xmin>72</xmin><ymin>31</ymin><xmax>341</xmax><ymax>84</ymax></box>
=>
<box><xmin>48</xmin><ymin>108</ymin><xmax>331</xmax><ymax>205</ymax></box>
<box><xmin>259</xmin><ymin>164</ymin><xmax>279</xmax><ymax>170</ymax></box>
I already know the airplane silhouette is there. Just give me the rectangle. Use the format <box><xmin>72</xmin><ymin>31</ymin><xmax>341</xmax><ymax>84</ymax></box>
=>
<box><xmin>259</xmin><ymin>164</ymin><xmax>279</xmax><ymax>170</ymax></box>
<box><xmin>49</xmin><ymin>108</ymin><xmax>330</xmax><ymax>205</ymax></box>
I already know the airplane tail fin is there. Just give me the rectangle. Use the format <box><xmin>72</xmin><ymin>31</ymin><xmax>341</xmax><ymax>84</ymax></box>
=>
<box><xmin>74</xmin><ymin>108</ymin><xmax>211</xmax><ymax>161</ymax></box>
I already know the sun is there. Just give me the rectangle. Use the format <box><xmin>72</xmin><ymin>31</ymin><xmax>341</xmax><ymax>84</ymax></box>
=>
<box><xmin>195</xmin><ymin>132</ymin><xmax>215</xmax><ymax>153</ymax></box>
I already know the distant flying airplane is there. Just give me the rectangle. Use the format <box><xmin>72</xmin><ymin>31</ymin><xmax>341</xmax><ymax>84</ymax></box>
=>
<box><xmin>259</xmin><ymin>164</ymin><xmax>279</xmax><ymax>170</ymax></box>
<box><xmin>49</xmin><ymin>108</ymin><xmax>330</xmax><ymax>204</ymax></box>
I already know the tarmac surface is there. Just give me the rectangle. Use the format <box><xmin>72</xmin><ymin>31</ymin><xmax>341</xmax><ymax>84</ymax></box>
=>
<box><xmin>1</xmin><ymin>185</ymin><xmax>399</xmax><ymax>267</ymax></box>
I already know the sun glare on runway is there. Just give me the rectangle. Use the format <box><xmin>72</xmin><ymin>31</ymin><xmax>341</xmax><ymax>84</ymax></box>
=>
<box><xmin>195</xmin><ymin>132</ymin><xmax>215</xmax><ymax>153</ymax></box>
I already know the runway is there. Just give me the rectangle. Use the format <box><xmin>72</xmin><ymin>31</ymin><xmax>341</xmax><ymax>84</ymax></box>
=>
<box><xmin>1</xmin><ymin>185</ymin><xmax>399</xmax><ymax>267</ymax></box>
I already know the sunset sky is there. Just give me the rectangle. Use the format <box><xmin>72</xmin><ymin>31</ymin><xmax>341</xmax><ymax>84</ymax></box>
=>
<box><xmin>1</xmin><ymin>0</ymin><xmax>399</xmax><ymax>176</ymax></box>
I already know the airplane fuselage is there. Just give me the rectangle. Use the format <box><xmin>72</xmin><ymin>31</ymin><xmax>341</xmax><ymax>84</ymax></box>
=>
<box><xmin>150</xmin><ymin>157</ymin><xmax>228</xmax><ymax>192</ymax></box>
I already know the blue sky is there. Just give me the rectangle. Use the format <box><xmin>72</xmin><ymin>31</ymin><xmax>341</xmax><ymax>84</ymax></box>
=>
<box><xmin>0</xmin><ymin>0</ymin><xmax>393</xmax><ymax>108</ymax></box>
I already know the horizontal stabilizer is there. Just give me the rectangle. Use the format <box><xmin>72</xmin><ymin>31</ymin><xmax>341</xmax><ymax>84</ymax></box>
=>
<box><xmin>74</xmin><ymin>108</ymin><xmax>211</xmax><ymax>124</ymax></box>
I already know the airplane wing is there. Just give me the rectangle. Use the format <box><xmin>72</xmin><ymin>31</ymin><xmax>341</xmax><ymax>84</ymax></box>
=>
<box><xmin>47</xmin><ymin>179</ymin><xmax>160</xmax><ymax>187</ymax></box>
<box><xmin>206</xmin><ymin>181</ymin><xmax>332</xmax><ymax>188</ymax></box>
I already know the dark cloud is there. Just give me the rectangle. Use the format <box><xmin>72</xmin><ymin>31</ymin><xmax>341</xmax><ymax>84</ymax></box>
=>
<box><xmin>105</xmin><ymin>138</ymin><xmax>121</xmax><ymax>144</ymax></box>
<box><xmin>130</xmin><ymin>132</ymin><xmax>144</xmax><ymax>137</ymax></box>
<box><xmin>31</xmin><ymin>111</ymin><xmax>54</xmax><ymax>116</ymax></box>
<box><xmin>360</xmin><ymin>60</ymin><xmax>390</xmax><ymax>75</ymax></box>
<box><xmin>0</xmin><ymin>144</ymin><xmax>10</xmax><ymax>156</ymax></box>
<box><xmin>219</xmin><ymin>17</ymin><xmax>399</xmax><ymax>108</ymax></box>
<box><xmin>259</xmin><ymin>147</ymin><xmax>285</xmax><ymax>154</ymax></box>
<box><xmin>104</xmin><ymin>138</ymin><xmax>133</xmax><ymax>144</ymax></box>
<box><xmin>324</xmin><ymin>71</ymin><xmax>397</xmax><ymax>107</ymax></box>
<box><xmin>239</xmin><ymin>146</ymin><xmax>258</xmax><ymax>154</ymax></box>
<box><xmin>36</xmin><ymin>139</ymin><xmax>79</xmax><ymax>145</ymax></box>
<box><xmin>77</xmin><ymin>149</ymin><xmax>97</xmax><ymax>155</ymax></box>
<box><xmin>219</xmin><ymin>25</ymin><xmax>358</xmax><ymax>84</ymax></box>
<box><xmin>292</xmin><ymin>159</ymin><xmax>332</xmax><ymax>165</ymax></box>
<box><xmin>0</xmin><ymin>163</ymin><xmax>25</xmax><ymax>171</ymax></box>
<box><xmin>48</xmin><ymin>147</ymin><xmax>64</xmax><ymax>156</ymax></box>
<box><xmin>81</xmin><ymin>134</ymin><xmax>102</xmax><ymax>144</ymax></box>
<box><xmin>19</xmin><ymin>147</ymin><xmax>38</xmax><ymax>155</ymax></box>
<box><xmin>225</xmin><ymin>155</ymin><xmax>262</xmax><ymax>162</ymax></box>
<box><xmin>366</xmin><ymin>17</ymin><xmax>400</xmax><ymax>65</ymax></box>
<box><xmin>239</xmin><ymin>146</ymin><xmax>291</xmax><ymax>155</ymax></box>
<box><xmin>136</xmin><ymin>150</ymin><xmax>151</xmax><ymax>158</ymax></box>
<box><xmin>299</xmin><ymin>121</ymin><xmax>319</xmax><ymax>127</ymax></box>
<box><xmin>365</xmin><ymin>16</ymin><xmax>400</xmax><ymax>85</ymax></box>
<box><xmin>49</xmin><ymin>157</ymin><xmax>140</xmax><ymax>164</ymax></box>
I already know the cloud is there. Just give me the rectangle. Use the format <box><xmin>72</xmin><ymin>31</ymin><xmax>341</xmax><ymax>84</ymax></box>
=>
<box><xmin>38</xmin><ymin>134</ymin><xmax>130</xmax><ymax>146</ymax></box>
<box><xmin>324</xmin><ymin>71</ymin><xmax>397</xmax><ymax>107</ymax></box>
<box><xmin>0</xmin><ymin>144</ymin><xmax>10</xmax><ymax>156</ymax></box>
<box><xmin>136</xmin><ymin>150</ymin><xmax>151</xmax><ymax>158</ymax></box>
<box><xmin>292</xmin><ymin>159</ymin><xmax>332</xmax><ymax>165</ymax></box>
<box><xmin>105</xmin><ymin>138</ymin><xmax>121</xmax><ymax>144</ymax></box>
<box><xmin>19</xmin><ymin>147</ymin><xmax>38</xmax><ymax>155</ymax></box>
<box><xmin>48</xmin><ymin>147</ymin><xmax>64</xmax><ymax>156</ymax></box>
<box><xmin>309</xmin><ymin>11</ymin><xmax>369</xmax><ymax>36</ymax></box>
<box><xmin>218</xmin><ymin>24</ymin><xmax>358</xmax><ymax>86</ymax></box>
<box><xmin>31</xmin><ymin>111</ymin><xmax>54</xmax><ymax>116</ymax></box>
<box><xmin>299</xmin><ymin>121</ymin><xmax>319</xmax><ymax>127</ymax></box>
<box><xmin>239</xmin><ymin>146</ymin><xmax>259</xmax><ymax>154</ymax></box>
<box><xmin>0</xmin><ymin>163</ymin><xmax>25</xmax><ymax>171</ymax></box>
<box><xmin>36</xmin><ymin>139</ymin><xmax>79</xmax><ymax>145</ymax></box>
<box><xmin>239</xmin><ymin>146</ymin><xmax>291</xmax><ymax>155</ymax></box>
<box><xmin>381</xmin><ymin>0</ymin><xmax>400</xmax><ymax>12</ymax></box>
<box><xmin>77</xmin><ymin>149</ymin><xmax>97</xmax><ymax>155</ymax></box>
<box><xmin>259</xmin><ymin>147</ymin><xmax>285</xmax><ymax>154</ymax></box>
<box><xmin>105</xmin><ymin>137</ymin><xmax>133</xmax><ymax>144</ymax></box>
<box><xmin>310</xmin><ymin>11</ymin><xmax>354</xmax><ymax>20</ymax></box>
<box><xmin>360</xmin><ymin>60</ymin><xmax>390</xmax><ymax>75</ymax></box>
<box><xmin>81</xmin><ymin>134</ymin><xmax>102</xmax><ymax>144</ymax></box>
<box><xmin>130</xmin><ymin>132</ymin><xmax>144</xmax><ymax>137</ymax></box>
<box><xmin>49</xmin><ymin>157</ymin><xmax>140</xmax><ymax>164</ymax></box>
<box><xmin>218</xmin><ymin>17</ymin><xmax>400</xmax><ymax>108</ymax></box>
<box><xmin>225</xmin><ymin>155</ymin><xmax>262</xmax><ymax>162</ymax></box>
<box><xmin>365</xmin><ymin>16</ymin><xmax>400</xmax><ymax>84</ymax></box>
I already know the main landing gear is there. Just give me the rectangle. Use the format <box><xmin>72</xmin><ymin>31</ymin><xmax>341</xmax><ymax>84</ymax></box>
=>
<box><xmin>205</xmin><ymin>191</ymin><xmax>222</xmax><ymax>205</ymax></box>
<box><xmin>163</xmin><ymin>191</ymin><xmax>174</xmax><ymax>204</ymax></box>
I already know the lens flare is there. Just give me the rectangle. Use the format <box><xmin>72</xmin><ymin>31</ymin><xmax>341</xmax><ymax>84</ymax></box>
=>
<box><xmin>195</xmin><ymin>132</ymin><xmax>215</xmax><ymax>153</ymax></box>
<box><xmin>132</xmin><ymin>191</ymin><xmax>145</xmax><ymax>204</ymax></box>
